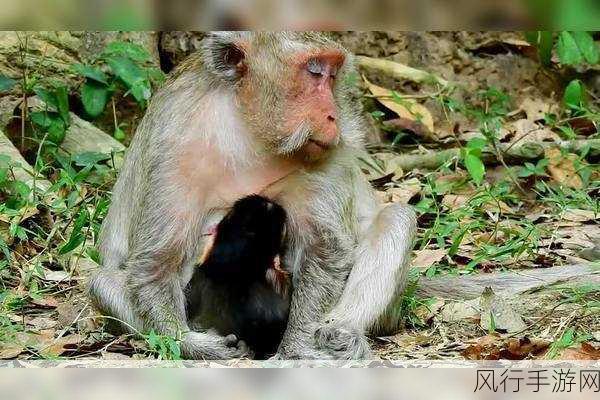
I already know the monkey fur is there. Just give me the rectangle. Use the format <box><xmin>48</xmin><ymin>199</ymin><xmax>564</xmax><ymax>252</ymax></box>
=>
<box><xmin>186</xmin><ymin>194</ymin><xmax>290</xmax><ymax>358</ymax></box>
<box><xmin>89</xmin><ymin>32</ymin><xmax>417</xmax><ymax>360</ymax></box>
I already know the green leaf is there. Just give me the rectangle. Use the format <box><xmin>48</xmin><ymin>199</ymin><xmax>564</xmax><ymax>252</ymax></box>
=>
<box><xmin>54</xmin><ymin>85</ymin><xmax>70</xmax><ymax>125</ymax></box>
<box><xmin>59</xmin><ymin>209</ymin><xmax>89</xmax><ymax>254</ymax></box>
<box><xmin>563</xmin><ymin>79</ymin><xmax>584</xmax><ymax>108</ymax></box>
<box><xmin>525</xmin><ymin>31</ymin><xmax>554</xmax><ymax>66</ymax></box>
<box><xmin>0</xmin><ymin>237</ymin><xmax>11</xmax><ymax>261</ymax></box>
<box><xmin>72</xmin><ymin>152</ymin><xmax>110</xmax><ymax>167</ymax></box>
<box><xmin>466</xmin><ymin>137</ymin><xmax>487</xmax><ymax>152</ymax></box>
<box><xmin>113</xmin><ymin>127</ymin><xmax>126</xmax><ymax>141</ymax></box>
<box><xmin>464</xmin><ymin>152</ymin><xmax>485</xmax><ymax>185</ymax></box>
<box><xmin>81</xmin><ymin>80</ymin><xmax>109</xmax><ymax>117</ymax></box>
<box><xmin>105</xmin><ymin>56</ymin><xmax>151</xmax><ymax>102</ymax></box>
<box><xmin>0</xmin><ymin>75</ymin><xmax>17</xmax><ymax>92</ymax></box>
<box><xmin>59</xmin><ymin>233</ymin><xmax>85</xmax><ymax>254</ymax></box>
<box><xmin>103</xmin><ymin>41</ymin><xmax>151</xmax><ymax>62</ymax></box>
<box><xmin>47</xmin><ymin>118</ymin><xmax>67</xmax><ymax>145</ymax></box>
<box><xmin>30</xmin><ymin>111</ymin><xmax>53</xmax><ymax>129</ymax></box>
<box><xmin>557</xmin><ymin>32</ymin><xmax>584</xmax><ymax>65</ymax></box>
<box><xmin>571</xmin><ymin>31</ymin><xmax>599</xmax><ymax>64</ymax></box>
<box><xmin>33</xmin><ymin>86</ymin><xmax>58</xmax><ymax>109</ymax></box>
<box><xmin>72</xmin><ymin>63</ymin><xmax>109</xmax><ymax>84</ymax></box>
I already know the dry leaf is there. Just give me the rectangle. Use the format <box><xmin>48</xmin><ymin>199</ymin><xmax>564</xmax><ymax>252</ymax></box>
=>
<box><xmin>545</xmin><ymin>148</ymin><xmax>583</xmax><ymax>189</ymax></box>
<box><xmin>363</xmin><ymin>76</ymin><xmax>434</xmax><ymax>133</ymax></box>
<box><xmin>42</xmin><ymin>270</ymin><xmax>71</xmax><ymax>282</ymax></box>
<box><xmin>504</xmin><ymin>337</ymin><xmax>550</xmax><ymax>360</ymax></box>
<box><xmin>388</xmin><ymin>178</ymin><xmax>421</xmax><ymax>204</ymax></box>
<box><xmin>30</xmin><ymin>295</ymin><xmax>59</xmax><ymax>308</ymax></box>
<box><xmin>439</xmin><ymin>299</ymin><xmax>480</xmax><ymax>322</ymax></box>
<box><xmin>518</xmin><ymin>98</ymin><xmax>558</xmax><ymax>122</ymax></box>
<box><xmin>0</xmin><ymin>344</ymin><xmax>24</xmax><ymax>359</ymax></box>
<box><xmin>480</xmin><ymin>287</ymin><xmax>527</xmax><ymax>333</ymax></box>
<box><xmin>562</xmin><ymin>208</ymin><xmax>597</xmax><ymax>222</ymax></box>
<box><xmin>414</xmin><ymin>298</ymin><xmax>445</xmax><ymax>323</ymax></box>
<box><xmin>442</xmin><ymin>194</ymin><xmax>469</xmax><ymax>209</ymax></box>
<box><xmin>27</xmin><ymin>316</ymin><xmax>58</xmax><ymax>330</ymax></box>
<box><xmin>412</xmin><ymin>248</ymin><xmax>447</xmax><ymax>270</ymax></box>
<box><xmin>39</xmin><ymin>334</ymin><xmax>82</xmax><ymax>357</ymax></box>
<box><xmin>559</xmin><ymin>343</ymin><xmax>600</xmax><ymax>360</ymax></box>
<box><xmin>510</xmin><ymin>119</ymin><xmax>559</xmax><ymax>144</ymax></box>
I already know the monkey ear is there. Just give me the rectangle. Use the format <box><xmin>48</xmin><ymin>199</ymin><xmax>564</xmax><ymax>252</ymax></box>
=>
<box><xmin>204</xmin><ymin>33</ymin><xmax>247</xmax><ymax>81</ymax></box>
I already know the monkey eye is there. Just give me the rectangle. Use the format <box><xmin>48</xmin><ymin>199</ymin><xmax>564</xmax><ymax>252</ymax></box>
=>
<box><xmin>306</xmin><ymin>58</ymin><xmax>324</xmax><ymax>77</ymax></box>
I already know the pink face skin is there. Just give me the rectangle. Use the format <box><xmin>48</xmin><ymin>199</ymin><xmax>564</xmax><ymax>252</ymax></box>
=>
<box><xmin>284</xmin><ymin>49</ymin><xmax>346</xmax><ymax>159</ymax></box>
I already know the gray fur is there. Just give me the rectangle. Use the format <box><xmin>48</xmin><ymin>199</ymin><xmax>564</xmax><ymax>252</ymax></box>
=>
<box><xmin>88</xmin><ymin>32</ymin><xmax>417</xmax><ymax>360</ymax></box>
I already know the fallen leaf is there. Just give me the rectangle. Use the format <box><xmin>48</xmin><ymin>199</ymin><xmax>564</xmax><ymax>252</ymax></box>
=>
<box><xmin>0</xmin><ymin>344</ymin><xmax>24</xmax><ymax>359</ymax></box>
<box><xmin>386</xmin><ymin>333</ymin><xmax>433</xmax><ymax>348</ymax></box>
<box><xmin>518</xmin><ymin>98</ymin><xmax>558</xmax><ymax>122</ymax></box>
<box><xmin>39</xmin><ymin>334</ymin><xmax>82</xmax><ymax>357</ymax></box>
<box><xmin>545</xmin><ymin>148</ymin><xmax>583</xmax><ymax>189</ymax></box>
<box><xmin>562</xmin><ymin>208</ymin><xmax>597</xmax><ymax>222</ymax></box>
<box><xmin>510</xmin><ymin>119</ymin><xmax>559</xmax><ymax>144</ymax></box>
<box><xmin>388</xmin><ymin>178</ymin><xmax>421</xmax><ymax>204</ymax></box>
<box><xmin>480</xmin><ymin>287</ymin><xmax>527</xmax><ymax>333</ymax></box>
<box><xmin>412</xmin><ymin>248</ymin><xmax>447</xmax><ymax>270</ymax></box>
<box><xmin>56</xmin><ymin>302</ymin><xmax>82</xmax><ymax>328</ymax></box>
<box><xmin>42</xmin><ymin>270</ymin><xmax>71</xmax><ymax>282</ymax></box>
<box><xmin>364</xmin><ymin>76</ymin><xmax>434</xmax><ymax>133</ymax></box>
<box><xmin>414</xmin><ymin>298</ymin><xmax>445</xmax><ymax>323</ymax></box>
<box><xmin>27</xmin><ymin>316</ymin><xmax>58</xmax><ymax>330</ymax></box>
<box><xmin>442</xmin><ymin>194</ymin><xmax>470</xmax><ymax>209</ymax></box>
<box><xmin>559</xmin><ymin>343</ymin><xmax>600</xmax><ymax>360</ymax></box>
<box><xmin>30</xmin><ymin>295</ymin><xmax>59</xmax><ymax>308</ymax></box>
<box><xmin>462</xmin><ymin>334</ymin><xmax>503</xmax><ymax>360</ymax></box>
<box><xmin>502</xmin><ymin>337</ymin><xmax>549</xmax><ymax>360</ymax></box>
<box><xmin>0</xmin><ymin>205</ymin><xmax>39</xmax><ymax>224</ymax></box>
<box><xmin>439</xmin><ymin>299</ymin><xmax>480</xmax><ymax>322</ymax></box>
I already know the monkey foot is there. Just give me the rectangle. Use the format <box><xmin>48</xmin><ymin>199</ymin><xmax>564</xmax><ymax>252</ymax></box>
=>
<box><xmin>314</xmin><ymin>323</ymin><xmax>372</xmax><ymax>360</ymax></box>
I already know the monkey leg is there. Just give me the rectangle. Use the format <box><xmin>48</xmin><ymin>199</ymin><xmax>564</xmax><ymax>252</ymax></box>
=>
<box><xmin>124</xmin><ymin>259</ymin><xmax>247</xmax><ymax>360</ymax></box>
<box><xmin>89</xmin><ymin>258</ymin><xmax>246</xmax><ymax>360</ymax></box>
<box><xmin>275</xmin><ymin>247</ymin><xmax>354</xmax><ymax>360</ymax></box>
<box><xmin>314</xmin><ymin>203</ymin><xmax>417</xmax><ymax>359</ymax></box>
<box><xmin>88</xmin><ymin>266</ymin><xmax>144</xmax><ymax>333</ymax></box>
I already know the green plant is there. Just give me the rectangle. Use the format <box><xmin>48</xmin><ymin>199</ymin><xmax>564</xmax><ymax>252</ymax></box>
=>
<box><xmin>526</xmin><ymin>31</ymin><xmax>600</xmax><ymax>67</ymax></box>
<box><xmin>73</xmin><ymin>41</ymin><xmax>165</xmax><ymax>119</ymax></box>
<box><xmin>546</xmin><ymin>327</ymin><xmax>592</xmax><ymax>359</ymax></box>
<box><xmin>30</xmin><ymin>84</ymin><xmax>71</xmax><ymax>145</ymax></box>
<box><xmin>144</xmin><ymin>329</ymin><xmax>182</xmax><ymax>360</ymax></box>
<box><xmin>518</xmin><ymin>158</ymin><xmax>549</xmax><ymax>178</ymax></box>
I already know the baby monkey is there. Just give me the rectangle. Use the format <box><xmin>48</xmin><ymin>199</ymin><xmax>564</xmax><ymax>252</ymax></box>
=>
<box><xmin>186</xmin><ymin>195</ymin><xmax>291</xmax><ymax>359</ymax></box>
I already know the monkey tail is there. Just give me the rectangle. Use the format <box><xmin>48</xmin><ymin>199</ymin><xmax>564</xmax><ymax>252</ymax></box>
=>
<box><xmin>416</xmin><ymin>263</ymin><xmax>599</xmax><ymax>300</ymax></box>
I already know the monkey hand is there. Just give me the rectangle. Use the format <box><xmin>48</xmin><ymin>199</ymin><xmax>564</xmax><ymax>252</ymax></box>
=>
<box><xmin>314</xmin><ymin>320</ymin><xmax>372</xmax><ymax>360</ymax></box>
<box><xmin>181</xmin><ymin>331</ymin><xmax>249</xmax><ymax>360</ymax></box>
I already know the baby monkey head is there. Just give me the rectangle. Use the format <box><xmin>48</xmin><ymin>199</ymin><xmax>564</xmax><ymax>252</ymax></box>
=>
<box><xmin>206</xmin><ymin>194</ymin><xmax>287</xmax><ymax>282</ymax></box>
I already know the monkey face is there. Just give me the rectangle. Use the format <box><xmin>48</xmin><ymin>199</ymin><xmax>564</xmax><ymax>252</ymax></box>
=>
<box><xmin>203</xmin><ymin>32</ymin><xmax>359</xmax><ymax>163</ymax></box>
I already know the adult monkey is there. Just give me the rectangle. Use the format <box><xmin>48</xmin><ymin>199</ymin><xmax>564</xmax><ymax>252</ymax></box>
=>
<box><xmin>89</xmin><ymin>32</ymin><xmax>416</xmax><ymax>359</ymax></box>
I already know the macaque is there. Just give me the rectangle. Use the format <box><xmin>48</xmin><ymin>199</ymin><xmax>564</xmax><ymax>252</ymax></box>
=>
<box><xmin>89</xmin><ymin>32</ymin><xmax>417</xmax><ymax>360</ymax></box>
<box><xmin>186</xmin><ymin>194</ymin><xmax>290</xmax><ymax>359</ymax></box>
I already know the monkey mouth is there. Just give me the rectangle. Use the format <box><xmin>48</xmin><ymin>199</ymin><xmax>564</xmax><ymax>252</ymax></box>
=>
<box><xmin>307</xmin><ymin>139</ymin><xmax>332</xmax><ymax>150</ymax></box>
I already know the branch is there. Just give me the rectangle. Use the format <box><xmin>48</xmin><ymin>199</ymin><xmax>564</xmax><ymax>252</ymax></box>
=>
<box><xmin>356</xmin><ymin>56</ymin><xmax>449</xmax><ymax>87</ymax></box>
<box><xmin>392</xmin><ymin>139</ymin><xmax>600</xmax><ymax>171</ymax></box>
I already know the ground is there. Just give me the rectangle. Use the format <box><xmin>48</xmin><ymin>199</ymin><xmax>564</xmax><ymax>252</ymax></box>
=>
<box><xmin>0</xmin><ymin>31</ymin><xmax>598</xmax><ymax>361</ymax></box>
